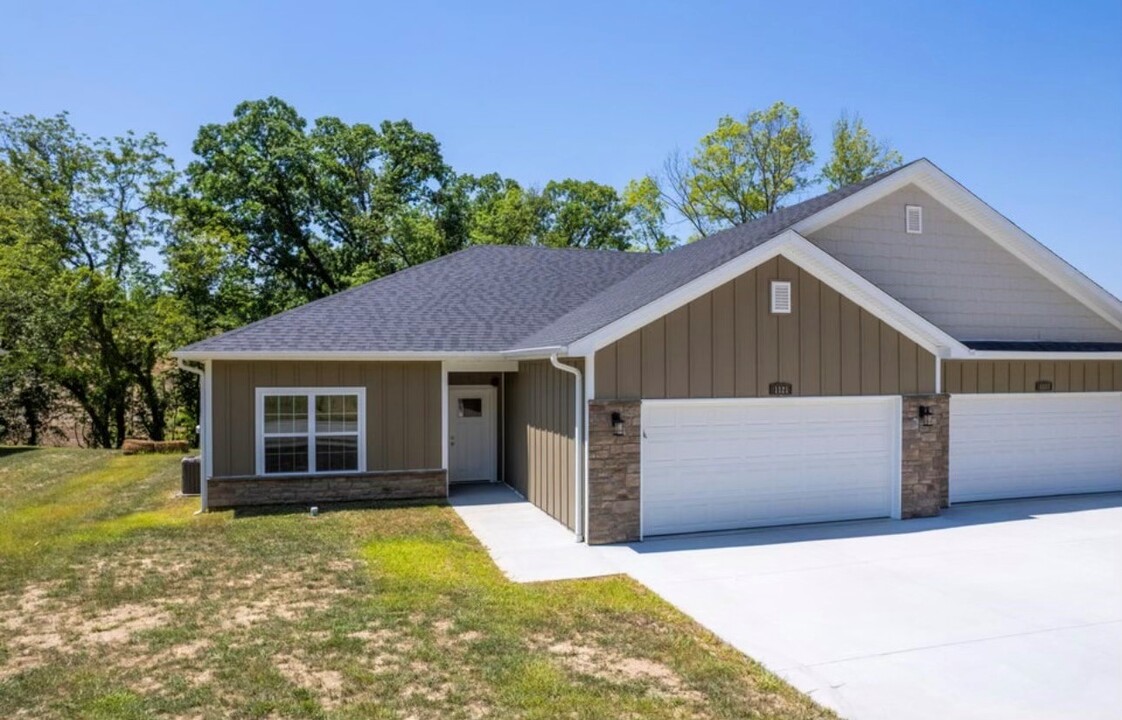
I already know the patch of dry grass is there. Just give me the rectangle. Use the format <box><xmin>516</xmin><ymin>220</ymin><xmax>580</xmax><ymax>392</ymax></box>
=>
<box><xmin>0</xmin><ymin>447</ymin><xmax>834</xmax><ymax>719</ymax></box>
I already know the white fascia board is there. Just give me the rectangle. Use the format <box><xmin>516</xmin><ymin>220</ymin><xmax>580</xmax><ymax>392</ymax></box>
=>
<box><xmin>955</xmin><ymin>350</ymin><xmax>1122</xmax><ymax>361</ymax></box>
<box><xmin>568</xmin><ymin>230</ymin><xmax>963</xmax><ymax>358</ymax></box>
<box><xmin>795</xmin><ymin>159</ymin><xmax>1122</xmax><ymax>333</ymax></box>
<box><xmin>173</xmin><ymin>350</ymin><xmax>516</xmax><ymax>362</ymax></box>
<box><xmin>792</xmin><ymin>160</ymin><xmax>930</xmax><ymax>236</ymax></box>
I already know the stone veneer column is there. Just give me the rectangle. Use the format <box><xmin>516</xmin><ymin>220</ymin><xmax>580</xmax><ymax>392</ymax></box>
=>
<box><xmin>586</xmin><ymin>400</ymin><xmax>641</xmax><ymax>544</ymax></box>
<box><xmin>900</xmin><ymin>394</ymin><xmax>950</xmax><ymax>518</ymax></box>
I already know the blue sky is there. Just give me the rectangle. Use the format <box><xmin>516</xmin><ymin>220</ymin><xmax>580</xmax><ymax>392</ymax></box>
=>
<box><xmin>2</xmin><ymin>0</ymin><xmax>1121</xmax><ymax>296</ymax></box>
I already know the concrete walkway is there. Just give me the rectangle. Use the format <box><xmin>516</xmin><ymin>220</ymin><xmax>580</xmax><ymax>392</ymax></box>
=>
<box><xmin>450</xmin><ymin>484</ymin><xmax>1122</xmax><ymax>720</ymax></box>
<box><xmin>449</xmin><ymin>483</ymin><xmax>622</xmax><ymax>581</ymax></box>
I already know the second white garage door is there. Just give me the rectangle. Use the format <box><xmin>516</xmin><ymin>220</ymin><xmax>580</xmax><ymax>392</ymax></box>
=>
<box><xmin>641</xmin><ymin>397</ymin><xmax>900</xmax><ymax>536</ymax></box>
<box><xmin>950</xmin><ymin>393</ymin><xmax>1122</xmax><ymax>503</ymax></box>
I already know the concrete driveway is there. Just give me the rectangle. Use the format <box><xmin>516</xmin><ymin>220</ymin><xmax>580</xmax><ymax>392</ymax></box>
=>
<box><xmin>452</xmin><ymin>487</ymin><xmax>1122</xmax><ymax>720</ymax></box>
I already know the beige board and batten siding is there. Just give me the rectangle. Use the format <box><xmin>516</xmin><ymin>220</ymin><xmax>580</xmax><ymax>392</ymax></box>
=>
<box><xmin>504</xmin><ymin>358</ymin><xmax>582</xmax><ymax>530</ymax></box>
<box><xmin>593</xmin><ymin>256</ymin><xmax>936</xmax><ymax>400</ymax></box>
<box><xmin>807</xmin><ymin>184</ymin><xmax>1122</xmax><ymax>343</ymax></box>
<box><xmin>943</xmin><ymin>360</ymin><xmax>1122</xmax><ymax>394</ymax></box>
<box><xmin>210</xmin><ymin>360</ymin><xmax>441</xmax><ymax>477</ymax></box>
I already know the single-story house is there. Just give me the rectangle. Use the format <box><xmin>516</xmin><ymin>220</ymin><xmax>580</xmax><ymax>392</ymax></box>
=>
<box><xmin>174</xmin><ymin>159</ymin><xmax>1122</xmax><ymax>544</ymax></box>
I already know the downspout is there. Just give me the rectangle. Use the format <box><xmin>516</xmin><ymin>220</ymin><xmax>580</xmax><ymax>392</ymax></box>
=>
<box><xmin>176</xmin><ymin>358</ymin><xmax>208</xmax><ymax>513</ymax></box>
<box><xmin>550</xmin><ymin>354</ymin><xmax>584</xmax><ymax>542</ymax></box>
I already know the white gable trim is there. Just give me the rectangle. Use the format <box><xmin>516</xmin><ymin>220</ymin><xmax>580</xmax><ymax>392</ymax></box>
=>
<box><xmin>565</xmin><ymin>230</ymin><xmax>965</xmax><ymax>358</ymax></box>
<box><xmin>793</xmin><ymin>159</ymin><xmax>1122</xmax><ymax>334</ymax></box>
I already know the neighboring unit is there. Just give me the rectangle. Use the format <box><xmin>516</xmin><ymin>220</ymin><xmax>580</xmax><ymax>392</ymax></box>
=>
<box><xmin>174</xmin><ymin>159</ymin><xmax>1122</xmax><ymax>543</ymax></box>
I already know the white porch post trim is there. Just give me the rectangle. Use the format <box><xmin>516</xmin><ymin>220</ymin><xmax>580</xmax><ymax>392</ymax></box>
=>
<box><xmin>441</xmin><ymin>361</ymin><xmax>449</xmax><ymax>492</ymax></box>
<box><xmin>582</xmin><ymin>352</ymin><xmax>595</xmax><ymax>544</ymax></box>
<box><xmin>202</xmin><ymin>359</ymin><xmax>213</xmax><ymax>511</ymax></box>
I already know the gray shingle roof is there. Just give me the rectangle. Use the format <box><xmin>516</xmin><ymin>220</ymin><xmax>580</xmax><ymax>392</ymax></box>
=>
<box><xmin>178</xmin><ymin>245</ymin><xmax>656</xmax><ymax>353</ymax></box>
<box><xmin>178</xmin><ymin>164</ymin><xmax>910</xmax><ymax>356</ymax></box>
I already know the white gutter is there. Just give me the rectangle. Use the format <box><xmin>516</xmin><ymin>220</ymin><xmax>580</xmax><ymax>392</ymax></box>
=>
<box><xmin>176</xmin><ymin>358</ymin><xmax>208</xmax><ymax>513</ymax></box>
<box><xmin>501</xmin><ymin>345</ymin><xmax>567</xmax><ymax>359</ymax></box>
<box><xmin>550</xmin><ymin>354</ymin><xmax>584</xmax><ymax>542</ymax></box>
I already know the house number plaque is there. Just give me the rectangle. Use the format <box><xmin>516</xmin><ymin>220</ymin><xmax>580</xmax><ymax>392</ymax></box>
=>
<box><xmin>768</xmin><ymin>381</ymin><xmax>793</xmax><ymax>396</ymax></box>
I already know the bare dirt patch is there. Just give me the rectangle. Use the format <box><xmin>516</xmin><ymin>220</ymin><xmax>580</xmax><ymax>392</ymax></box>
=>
<box><xmin>274</xmin><ymin>653</ymin><xmax>346</xmax><ymax>709</ymax></box>
<box><xmin>80</xmin><ymin>603</ymin><xmax>170</xmax><ymax>644</ymax></box>
<box><xmin>430</xmin><ymin>618</ymin><xmax>483</xmax><ymax>649</ymax></box>
<box><xmin>543</xmin><ymin>638</ymin><xmax>705</xmax><ymax>704</ymax></box>
<box><xmin>1</xmin><ymin>585</ymin><xmax>173</xmax><ymax>681</ymax></box>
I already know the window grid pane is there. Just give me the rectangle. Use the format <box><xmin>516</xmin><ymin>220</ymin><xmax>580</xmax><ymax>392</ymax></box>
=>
<box><xmin>264</xmin><ymin>394</ymin><xmax>308</xmax><ymax>434</ymax></box>
<box><xmin>315</xmin><ymin>394</ymin><xmax>358</xmax><ymax>434</ymax></box>
<box><xmin>315</xmin><ymin>436</ymin><xmax>358</xmax><ymax>472</ymax></box>
<box><xmin>264</xmin><ymin>436</ymin><xmax>309</xmax><ymax>474</ymax></box>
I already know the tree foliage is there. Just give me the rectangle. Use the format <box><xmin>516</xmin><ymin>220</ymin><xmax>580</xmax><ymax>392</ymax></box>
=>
<box><xmin>0</xmin><ymin>98</ymin><xmax>901</xmax><ymax>445</ymax></box>
<box><xmin>0</xmin><ymin>113</ymin><xmax>180</xmax><ymax>446</ymax></box>
<box><xmin>184</xmin><ymin>98</ymin><xmax>462</xmax><ymax>313</ymax></box>
<box><xmin>821</xmin><ymin>112</ymin><xmax>903</xmax><ymax>190</ymax></box>
<box><xmin>651</xmin><ymin>102</ymin><xmax>816</xmax><ymax>239</ymax></box>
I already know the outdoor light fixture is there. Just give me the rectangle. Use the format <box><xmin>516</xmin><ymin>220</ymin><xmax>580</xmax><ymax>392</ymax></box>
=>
<box><xmin>918</xmin><ymin>405</ymin><xmax>936</xmax><ymax>427</ymax></box>
<box><xmin>611</xmin><ymin>411</ymin><xmax>625</xmax><ymax>436</ymax></box>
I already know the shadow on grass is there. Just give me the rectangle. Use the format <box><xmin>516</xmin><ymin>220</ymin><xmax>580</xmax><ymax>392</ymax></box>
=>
<box><xmin>231</xmin><ymin>497</ymin><xmax>449</xmax><ymax>519</ymax></box>
<box><xmin>0</xmin><ymin>446</ymin><xmax>38</xmax><ymax>458</ymax></box>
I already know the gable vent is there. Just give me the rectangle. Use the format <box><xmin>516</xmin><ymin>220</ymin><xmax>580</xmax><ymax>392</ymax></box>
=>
<box><xmin>905</xmin><ymin>205</ymin><xmax>923</xmax><ymax>234</ymax></box>
<box><xmin>770</xmin><ymin>280</ymin><xmax>792</xmax><ymax>314</ymax></box>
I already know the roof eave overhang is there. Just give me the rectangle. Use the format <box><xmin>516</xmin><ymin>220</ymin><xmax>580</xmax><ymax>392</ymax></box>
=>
<box><xmin>566</xmin><ymin>229</ymin><xmax>965</xmax><ymax>359</ymax></box>
<box><xmin>172</xmin><ymin>347</ymin><xmax>568</xmax><ymax>362</ymax></box>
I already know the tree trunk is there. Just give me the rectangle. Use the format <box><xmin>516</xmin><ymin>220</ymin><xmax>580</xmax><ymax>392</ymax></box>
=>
<box><xmin>61</xmin><ymin>380</ymin><xmax>113</xmax><ymax>448</ymax></box>
<box><xmin>113</xmin><ymin>386</ymin><xmax>127</xmax><ymax>448</ymax></box>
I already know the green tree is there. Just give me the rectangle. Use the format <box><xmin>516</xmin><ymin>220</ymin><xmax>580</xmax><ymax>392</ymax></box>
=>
<box><xmin>534</xmin><ymin>179</ymin><xmax>631</xmax><ymax>250</ymax></box>
<box><xmin>0</xmin><ymin>113</ymin><xmax>176</xmax><ymax>446</ymax></box>
<box><xmin>458</xmin><ymin>173</ymin><xmax>537</xmax><ymax>247</ymax></box>
<box><xmin>622</xmin><ymin>176</ymin><xmax>675</xmax><ymax>252</ymax></box>
<box><xmin>653</xmin><ymin>101</ymin><xmax>816</xmax><ymax>239</ymax></box>
<box><xmin>186</xmin><ymin>98</ymin><xmax>461</xmax><ymax>312</ymax></box>
<box><xmin>821</xmin><ymin>112</ymin><xmax>903</xmax><ymax>190</ymax></box>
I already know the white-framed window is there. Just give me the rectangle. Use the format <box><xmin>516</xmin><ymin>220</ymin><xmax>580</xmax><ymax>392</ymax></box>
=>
<box><xmin>770</xmin><ymin>280</ymin><xmax>793</xmax><ymax>314</ymax></box>
<box><xmin>255</xmin><ymin>387</ymin><xmax>366</xmax><ymax>476</ymax></box>
<box><xmin>905</xmin><ymin>205</ymin><xmax>923</xmax><ymax>234</ymax></box>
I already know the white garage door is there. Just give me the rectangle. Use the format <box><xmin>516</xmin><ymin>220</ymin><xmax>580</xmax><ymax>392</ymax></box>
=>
<box><xmin>641</xmin><ymin>397</ymin><xmax>900</xmax><ymax>537</ymax></box>
<box><xmin>950</xmin><ymin>393</ymin><xmax>1122</xmax><ymax>503</ymax></box>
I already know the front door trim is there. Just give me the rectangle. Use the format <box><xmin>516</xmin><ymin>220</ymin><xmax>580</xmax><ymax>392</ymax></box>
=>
<box><xmin>447</xmin><ymin>385</ymin><xmax>498</xmax><ymax>484</ymax></box>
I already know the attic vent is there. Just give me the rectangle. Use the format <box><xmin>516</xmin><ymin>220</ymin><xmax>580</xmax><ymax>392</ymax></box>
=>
<box><xmin>770</xmin><ymin>280</ymin><xmax>792</xmax><ymax>314</ymax></box>
<box><xmin>905</xmin><ymin>205</ymin><xmax>923</xmax><ymax>234</ymax></box>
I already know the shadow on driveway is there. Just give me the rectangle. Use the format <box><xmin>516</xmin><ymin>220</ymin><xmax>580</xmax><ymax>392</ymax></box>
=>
<box><xmin>629</xmin><ymin>491</ymin><xmax>1122</xmax><ymax>553</ymax></box>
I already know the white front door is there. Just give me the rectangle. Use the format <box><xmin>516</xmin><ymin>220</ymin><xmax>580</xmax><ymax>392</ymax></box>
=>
<box><xmin>950</xmin><ymin>393</ymin><xmax>1122</xmax><ymax>503</ymax></box>
<box><xmin>448</xmin><ymin>386</ymin><xmax>498</xmax><ymax>483</ymax></box>
<box><xmin>642</xmin><ymin>396</ymin><xmax>900</xmax><ymax>536</ymax></box>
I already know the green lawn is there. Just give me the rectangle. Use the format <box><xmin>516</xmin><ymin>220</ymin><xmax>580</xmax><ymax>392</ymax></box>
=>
<box><xmin>0</xmin><ymin>447</ymin><xmax>833</xmax><ymax>719</ymax></box>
